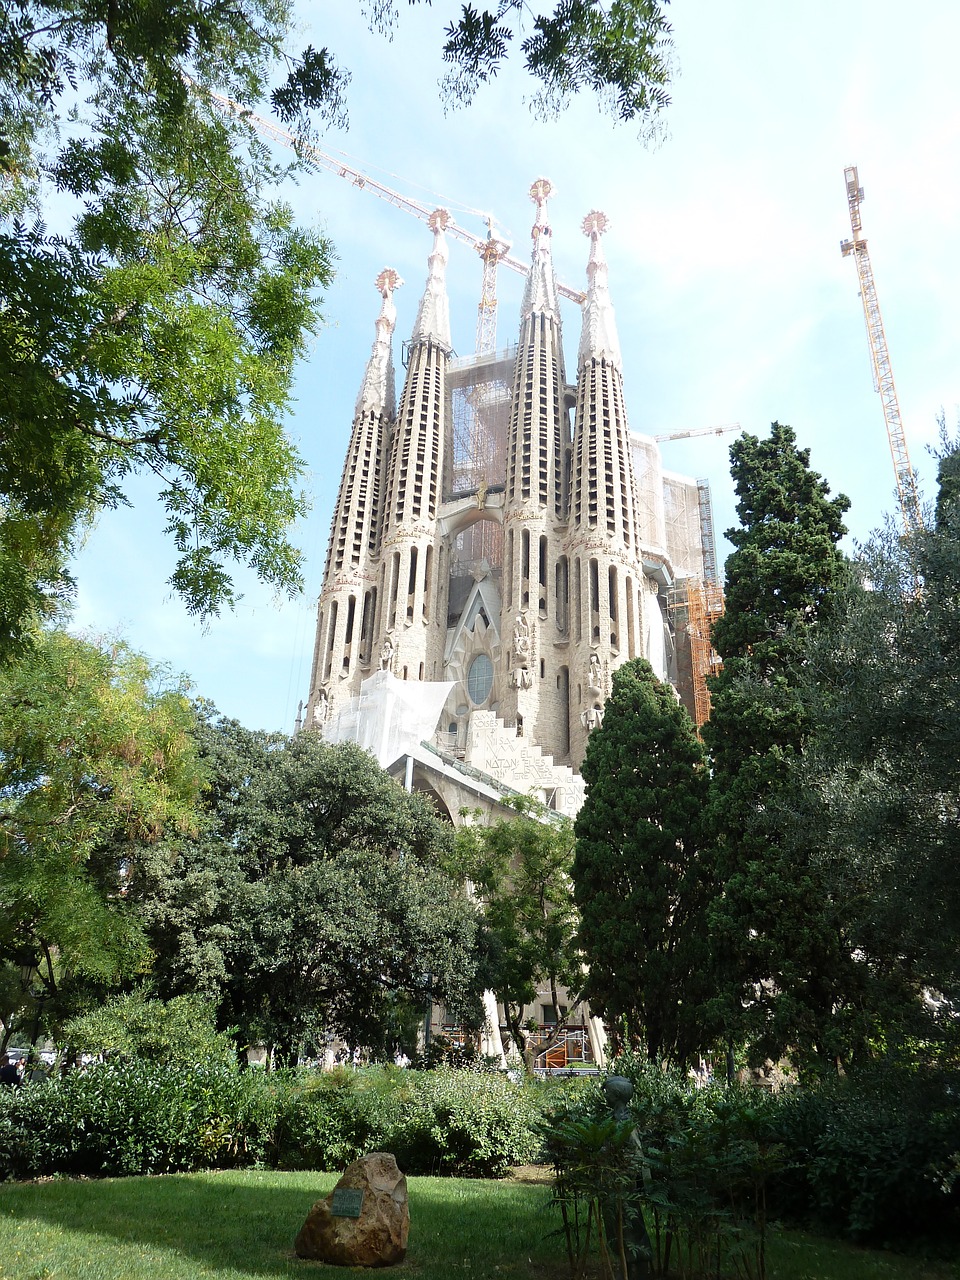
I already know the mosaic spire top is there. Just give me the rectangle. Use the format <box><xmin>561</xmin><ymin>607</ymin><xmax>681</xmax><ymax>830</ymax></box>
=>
<box><xmin>410</xmin><ymin>208</ymin><xmax>452</xmax><ymax>350</ymax></box>
<box><xmin>578</xmin><ymin>210</ymin><xmax>622</xmax><ymax>371</ymax></box>
<box><xmin>356</xmin><ymin>268</ymin><xmax>401</xmax><ymax>418</ymax></box>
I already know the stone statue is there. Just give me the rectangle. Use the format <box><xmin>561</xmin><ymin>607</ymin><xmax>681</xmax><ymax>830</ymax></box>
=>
<box><xmin>512</xmin><ymin>667</ymin><xmax>532</xmax><ymax>690</ymax></box>
<box><xmin>581</xmin><ymin>705</ymin><xmax>602</xmax><ymax>732</ymax></box>
<box><xmin>312</xmin><ymin>689</ymin><xmax>329</xmax><ymax>724</ymax></box>
<box><xmin>602</xmin><ymin>1075</ymin><xmax>652</xmax><ymax>1279</ymax></box>
<box><xmin>513</xmin><ymin>612</ymin><xmax>531</xmax><ymax>662</ymax></box>
<box><xmin>379</xmin><ymin>636</ymin><xmax>395</xmax><ymax>672</ymax></box>
<box><xmin>587</xmin><ymin>651</ymin><xmax>603</xmax><ymax>693</ymax></box>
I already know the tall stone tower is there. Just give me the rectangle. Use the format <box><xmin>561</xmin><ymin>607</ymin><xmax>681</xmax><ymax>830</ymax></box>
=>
<box><xmin>306</xmin><ymin>183</ymin><xmax>709</xmax><ymax>812</ymax></box>
<box><xmin>499</xmin><ymin>179</ymin><xmax>572</xmax><ymax>752</ymax></box>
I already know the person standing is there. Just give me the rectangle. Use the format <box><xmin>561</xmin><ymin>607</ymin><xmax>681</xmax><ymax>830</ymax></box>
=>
<box><xmin>0</xmin><ymin>1053</ymin><xmax>22</xmax><ymax>1087</ymax></box>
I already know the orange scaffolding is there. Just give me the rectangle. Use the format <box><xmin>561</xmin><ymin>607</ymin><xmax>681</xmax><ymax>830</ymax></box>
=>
<box><xmin>674</xmin><ymin>577</ymin><xmax>724</xmax><ymax>729</ymax></box>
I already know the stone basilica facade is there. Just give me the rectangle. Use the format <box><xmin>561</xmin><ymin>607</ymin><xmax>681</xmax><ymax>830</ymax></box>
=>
<box><xmin>305</xmin><ymin>182</ymin><xmax>708</xmax><ymax>823</ymax></box>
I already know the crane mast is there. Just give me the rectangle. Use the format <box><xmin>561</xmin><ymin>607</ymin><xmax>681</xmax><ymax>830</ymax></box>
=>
<box><xmin>840</xmin><ymin>165</ymin><xmax>922</xmax><ymax>533</ymax></box>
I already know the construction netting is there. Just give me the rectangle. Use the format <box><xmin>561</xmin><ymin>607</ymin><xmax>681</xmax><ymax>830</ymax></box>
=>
<box><xmin>323</xmin><ymin>670</ymin><xmax>454</xmax><ymax>768</ymax></box>
<box><xmin>630</xmin><ymin>433</ymin><xmax>667</xmax><ymax>554</ymax></box>
<box><xmin>662</xmin><ymin>470</ymin><xmax>705</xmax><ymax>579</ymax></box>
<box><xmin>446</xmin><ymin>347</ymin><xmax>516</xmax><ymax>573</ymax></box>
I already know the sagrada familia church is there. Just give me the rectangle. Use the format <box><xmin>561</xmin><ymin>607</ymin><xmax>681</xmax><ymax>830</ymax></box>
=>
<box><xmin>302</xmin><ymin>179</ymin><xmax>716</xmax><ymax>1065</ymax></box>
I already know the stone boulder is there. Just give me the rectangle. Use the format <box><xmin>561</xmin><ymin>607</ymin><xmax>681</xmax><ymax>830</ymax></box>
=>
<box><xmin>294</xmin><ymin>1152</ymin><xmax>409</xmax><ymax>1267</ymax></box>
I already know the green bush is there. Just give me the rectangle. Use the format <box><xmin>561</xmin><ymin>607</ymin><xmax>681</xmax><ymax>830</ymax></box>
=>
<box><xmin>61</xmin><ymin>992</ymin><xmax>236</xmax><ymax>1067</ymax></box>
<box><xmin>0</xmin><ymin>1061</ymin><xmax>280</xmax><ymax>1179</ymax></box>
<box><xmin>763</xmin><ymin>1063</ymin><xmax>960</xmax><ymax>1246</ymax></box>
<box><xmin>273</xmin><ymin>1066</ymin><xmax>541</xmax><ymax>1177</ymax></box>
<box><xmin>542</xmin><ymin>1061</ymin><xmax>785</xmax><ymax>1279</ymax></box>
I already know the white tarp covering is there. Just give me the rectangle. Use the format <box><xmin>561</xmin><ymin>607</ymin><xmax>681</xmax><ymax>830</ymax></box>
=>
<box><xmin>642</xmin><ymin>581</ymin><xmax>668</xmax><ymax>681</ymax></box>
<box><xmin>323</xmin><ymin>670</ymin><xmax>455</xmax><ymax>768</ymax></box>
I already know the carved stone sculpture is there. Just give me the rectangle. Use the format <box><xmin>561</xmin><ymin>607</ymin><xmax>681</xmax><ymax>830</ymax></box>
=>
<box><xmin>587</xmin><ymin>651</ymin><xmax>603</xmax><ymax>694</ymax></box>
<box><xmin>312</xmin><ymin>688</ymin><xmax>329</xmax><ymax>724</ymax></box>
<box><xmin>602</xmin><ymin>1076</ymin><xmax>652</xmax><ymax>1279</ymax></box>
<box><xmin>513</xmin><ymin>612</ymin><xmax>531</xmax><ymax>663</ymax></box>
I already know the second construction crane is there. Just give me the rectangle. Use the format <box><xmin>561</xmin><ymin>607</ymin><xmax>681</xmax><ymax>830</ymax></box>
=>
<box><xmin>841</xmin><ymin>165</ymin><xmax>922</xmax><ymax>533</ymax></box>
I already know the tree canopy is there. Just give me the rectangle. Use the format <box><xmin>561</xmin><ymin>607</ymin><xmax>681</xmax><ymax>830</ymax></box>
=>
<box><xmin>781</xmin><ymin>434</ymin><xmax>960</xmax><ymax>1059</ymax></box>
<box><xmin>573</xmin><ymin>658</ymin><xmax>716</xmax><ymax>1067</ymax></box>
<box><xmin>134</xmin><ymin>716</ymin><xmax>485</xmax><ymax>1060</ymax></box>
<box><xmin>390</xmin><ymin>0</ymin><xmax>673</xmax><ymax>125</ymax></box>
<box><xmin>453</xmin><ymin>796</ymin><xmax>580</xmax><ymax>1072</ymax></box>
<box><xmin>1</xmin><ymin>0</ymin><xmax>340</xmax><ymax>658</ymax></box>
<box><xmin>702</xmin><ymin>423</ymin><xmax>854</xmax><ymax>1071</ymax></box>
<box><xmin>0</xmin><ymin>630</ymin><xmax>203</xmax><ymax>1025</ymax></box>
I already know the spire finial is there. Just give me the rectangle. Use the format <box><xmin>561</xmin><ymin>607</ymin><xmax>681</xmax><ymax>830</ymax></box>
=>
<box><xmin>376</xmin><ymin>266</ymin><xmax>402</xmax><ymax>299</ymax></box>
<box><xmin>522</xmin><ymin>178</ymin><xmax>559</xmax><ymax>320</ymax></box>
<box><xmin>530</xmin><ymin>177</ymin><xmax>553</xmax><ymax>240</ymax></box>
<box><xmin>582</xmin><ymin>209</ymin><xmax>610</xmax><ymax>240</ymax></box>
<box><xmin>356</xmin><ymin>267</ymin><xmax>402</xmax><ymax>417</ymax></box>
<box><xmin>578</xmin><ymin>210</ymin><xmax>621</xmax><ymax>370</ymax></box>
<box><xmin>410</xmin><ymin>209</ymin><xmax>453</xmax><ymax>349</ymax></box>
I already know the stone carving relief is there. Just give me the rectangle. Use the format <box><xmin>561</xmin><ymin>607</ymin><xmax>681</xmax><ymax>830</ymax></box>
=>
<box><xmin>312</xmin><ymin>687</ymin><xmax>330</xmax><ymax>724</ymax></box>
<box><xmin>379</xmin><ymin>634</ymin><xmax>395</xmax><ymax>672</ymax></box>
<box><xmin>580</xmin><ymin>705</ymin><xmax>604</xmax><ymax>732</ymax></box>
<box><xmin>586</xmin><ymin>650</ymin><xmax>603</xmax><ymax>695</ymax></box>
<box><xmin>513</xmin><ymin>612</ymin><xmax>532</xmax><ymax>666</ymax></box>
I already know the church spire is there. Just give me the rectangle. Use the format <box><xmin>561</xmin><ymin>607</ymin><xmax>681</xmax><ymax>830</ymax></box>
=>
<box><xmin>410</xmin><ymin>208</ymin><xmax>452</xmax><ymax>350</ymax></box>
<box><xmin>578</xmin><ymin>211</ymin><xmax>622</xmax><ymax>371</ymax></box>
<box><xmin>521</xmin><ymin>177</ymin><xmax>560</xmax><ymax>322</ymax></box>
<box><xmin>356</xmin><ymin>268</ymin><xmax>401</xmax><ymax>418</ymax></box>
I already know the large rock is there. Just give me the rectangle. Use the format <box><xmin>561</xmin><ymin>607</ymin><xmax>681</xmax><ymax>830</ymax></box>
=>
<box><xmin>294</xmin><ymin>1152</ymin><xmax>409</xmax><ymax>1267</ymax></box>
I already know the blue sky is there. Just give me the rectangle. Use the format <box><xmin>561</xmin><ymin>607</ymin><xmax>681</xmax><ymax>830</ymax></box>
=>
<box><xmin>70</xmin><ymin>1</ymin><xmax>960</xmax><ymax>730</ymax></box>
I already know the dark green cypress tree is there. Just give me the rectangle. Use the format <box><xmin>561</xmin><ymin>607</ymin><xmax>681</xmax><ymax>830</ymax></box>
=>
<box><xmin>573</xmin><ymin>658</ymin><xmax>717</xmax><ymax>1066</ymax></box>
<box><xmin>702</xmin><ymin>423</ymin><xmax>851</xmax><ymax>1071</ymax></box>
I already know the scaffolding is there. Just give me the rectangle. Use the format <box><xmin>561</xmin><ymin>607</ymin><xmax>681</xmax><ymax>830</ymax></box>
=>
<box><xmin>668</xmin><ymin>577</ymin><xmax>724</xmax><ymax>729</ymax></box>
<box><xmin>446</xmin><ymin>348</ymin><xmax>515</xmax><ymax>574</ymax></box>
<box><xmin>696</xmin><ymin>478</ymin><xmax>720</xmax><ymax>586</ymax></box>
<box><xmin>663</xmin><ymin>471</ymin><xmax>706</xmax><ymax>579</ymax></box>
<box><xmin>630</xmin><ymin>434</ymin><xmax>667</xmax><ymax>553</ymax></box>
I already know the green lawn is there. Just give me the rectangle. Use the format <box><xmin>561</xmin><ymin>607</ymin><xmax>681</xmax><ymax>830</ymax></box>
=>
<box><xmin>0</xmin><ymin>1169</ymin><xmax>955</xmax><ymax>1280</ymax></box>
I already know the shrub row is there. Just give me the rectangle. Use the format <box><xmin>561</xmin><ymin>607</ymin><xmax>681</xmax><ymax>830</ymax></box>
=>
<box><xmin>604</xmin><ymin>1055</ymin><xmax>960</xmax><ymax>1249</ymax></box>
<box><xmin>0</xmin><ymin>1062</ymin><xmax>544</xmax><ymax>1181</ymax></box>
<box><xmin>0</xmin><ymin>1061</ymin><xmax>279</xmax><ymax>1179</ymax></box>
<box><xmin>2</xmin><ymin>1053</ymin><xmax>958</xmax><ymax>1249</ymax></box>
<box><xmin>274</xmin><ymin>1065</ymin><xmax>543</xmax><ymax>1177</ymax></box>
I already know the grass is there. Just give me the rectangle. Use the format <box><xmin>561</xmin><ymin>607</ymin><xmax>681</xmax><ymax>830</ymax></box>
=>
<box><xmin>0</xmin><ymin>1169</ymin><xmax>955</xmax><ymax>1280</ymax></box>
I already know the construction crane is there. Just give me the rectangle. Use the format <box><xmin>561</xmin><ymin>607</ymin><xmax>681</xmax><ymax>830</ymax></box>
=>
<box><xmin>653</xmin><ymin>422</ymin><xmax>741</xmax><ymax>444</ymax></box>
<box><xmin>841</xmin><ymin>165</ymin><xmax>923</xmax><ymax>533</ymax></box>
<box><xmin>203</xmin><ymin>88</ymin><xmax>585</xmax><ymax>354</ymax></box>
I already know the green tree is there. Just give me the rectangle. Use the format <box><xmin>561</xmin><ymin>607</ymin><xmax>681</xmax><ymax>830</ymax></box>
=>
<box><xmin>454</xmin><ymin>796</ymin><xmax>581</xmax><ymax>1073</ymax></box>
<box><xmin>1</xmin><ymin>0</ymin><xmax>337</xmax><ymax>657</ymax></box>
<box><xmin>573</xmin><ymin>658</ymin><xmax>717</xmax><ymax>1067</ymax></box>
<box><xmin>702</xmin><ymin>423</ymin><xmax>852</xmax><ymax>1072</ymax></box>
<box><xmin>398</xmin><ymin>0</ymin><xmax>673</xmax><ymax>126</ymax></box>
<box><xmin>134</xmin><ymin>715</ymin><xmax>484</xmax><ymax>1061</ymax></box>
<box><xmin>783</xmin><ymin>434</ymin><xmax>960</xmax><ymax>1059</ymax></box>
<box><xmin>0</xmin><ymin>630</ymin><xmax>203</xmax><ymax>1033</ymax></box>
<box><xmin>62</xmin><ymin>990</ymin><xmax>234</xmax><ymax>1066</ymax></box>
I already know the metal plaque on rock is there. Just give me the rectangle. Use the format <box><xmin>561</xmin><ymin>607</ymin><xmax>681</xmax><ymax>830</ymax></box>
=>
<box><xmin>331</xmin><ymin>1188</ymin><xmax>365</xmax><ymax>1218</ymax></box>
